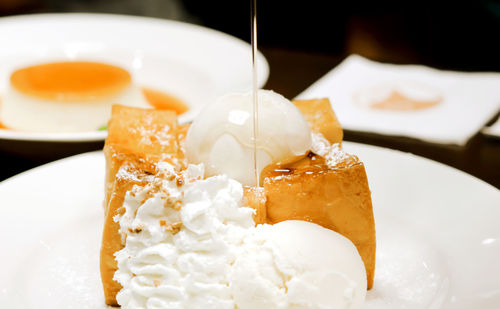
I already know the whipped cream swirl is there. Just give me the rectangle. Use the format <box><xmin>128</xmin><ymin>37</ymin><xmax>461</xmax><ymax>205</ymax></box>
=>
<box><xmin>114</xmin><ymin>162</ymin><xmax>255</xmax><ymax>308</ymax></box>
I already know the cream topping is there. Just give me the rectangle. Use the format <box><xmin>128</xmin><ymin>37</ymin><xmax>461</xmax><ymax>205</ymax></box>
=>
<box><xmin>114</xmin><ymin>163</ymin><xmax>254</xmax><ymax>308</ymax></box>
<box><xmin>114</xmin><ymin>162</ymin><xmax>366</xmax><ymax>309</ymax></box>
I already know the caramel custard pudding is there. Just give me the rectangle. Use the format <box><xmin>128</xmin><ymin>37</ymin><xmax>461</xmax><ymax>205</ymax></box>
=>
<box><xmin>0</xmin><ymin>61</ymin><xmax>188</xmax><ymax>132</ymax></box>
<box><xmin>10</xmin><ymin>61</ymin><xmax>131</xmax><ymax>102</ymax></box>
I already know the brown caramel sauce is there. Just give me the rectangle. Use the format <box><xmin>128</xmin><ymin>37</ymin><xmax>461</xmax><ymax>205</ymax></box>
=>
<box><xmin>142</xmin><ymin>87</ymin><xmax>188</xmax><ymax>115</ymax></box>
<box><xmin>260</xmin><ymin>152</ymin><xmax>328</xmax><ymax>184</ymax></box>
<box><xmin>371</xmin><ymin>90</ymin><xmax>441</xmax><ymax>111</ymax></box>
<box><xmin>260</xmin><ymin>149</ymin><xmax>361</xmax><ymax>185</ymax></box>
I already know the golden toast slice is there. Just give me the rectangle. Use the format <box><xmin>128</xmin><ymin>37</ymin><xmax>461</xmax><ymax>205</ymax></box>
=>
<box><xmin>101</xmin><ymin>161</ymin><xmax>158</xmax><ymax>305</ymax></box>
<box><xmin>263</xmin><ymin>153</ymin><xmax>376</xmax><ymax>289</ymax></box>
<box><xmin>243</xmin><ymin>187</ymin><xmax>267</xmax><ymax>225</ymax></box>
<box><xmin>263</xmin><ymin>98</ymin><xmax>375</xmax><ymax>289</ymax></box>
<box><xmin>101</xmin><ymin>105</ymin><xmax>179</xmax><ymax>306</ymax></box>
<box><xmin>103</xmin><ymin>105</ymin><xmax>180</xmax><ymax>207</ymax></box>
<box><xmin>293</xmin><ymin>98</ymin><xmax>343</xmax><ymax>144</ymax></box>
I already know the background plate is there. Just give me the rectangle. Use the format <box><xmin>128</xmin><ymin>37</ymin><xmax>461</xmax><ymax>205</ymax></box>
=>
<box><xmin>0</xmin><ymin>142</ymin><xmax>499</xmax><ymax>308</ymax></box>
<box><xmin>0</xmin><ymin>13</ymin><xmax>268</xmax><ymax>157</ymax></box>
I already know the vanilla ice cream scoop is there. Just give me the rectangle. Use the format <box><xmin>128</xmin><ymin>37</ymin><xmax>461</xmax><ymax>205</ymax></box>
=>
<box><xmin>231</xmin><ymin>220</ymin><xmax>367</xmax><ymax>309</ymax></box>
<box><xmin>185</xmin><ymin>90</ymin><xmax>312</xmax><ymax>186</ymax></box>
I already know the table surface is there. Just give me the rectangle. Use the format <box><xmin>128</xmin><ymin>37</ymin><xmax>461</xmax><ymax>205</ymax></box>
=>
<box><xmin>0</xmin><ymin>47</ymin><xmax>499</xmax><ymax>190</ymax></box>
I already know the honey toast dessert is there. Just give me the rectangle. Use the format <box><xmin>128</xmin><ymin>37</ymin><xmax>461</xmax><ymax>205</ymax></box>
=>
<box><xmin>100</xmin><ymin>91</ymin><xmax>375</xmax><ymax>307</ymax></box>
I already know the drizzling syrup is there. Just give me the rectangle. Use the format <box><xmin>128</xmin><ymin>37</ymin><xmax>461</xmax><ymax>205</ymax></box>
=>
<box><xmin>251</xmin><ymin>0</ymin><xmax>259</xmax><ymax>187</ymax></box>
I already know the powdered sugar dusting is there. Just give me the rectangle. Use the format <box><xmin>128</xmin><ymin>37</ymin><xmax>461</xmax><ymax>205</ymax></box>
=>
<box><xmin>135</xmin><ymin>123</ymin><xmax>172</xmax><ymax>147</ymax></box>
<box><xmin>311</xmin><ymin>132</ymin><xmax>353</xmax><ymax>167</ymax></box>
<box><xmin>311</xmin><ymin>132</ymin><xmax>331</xmax><ymax>157</ymax></box>
<box><xmin>325</xmin><ymin>144</ymin><xmax>352</xmax><ymax>167</ymax></box>
<box><xmin>155</xmin><ymin>124</ymin><xmax>174</xmax><ymax>146</ymax></box>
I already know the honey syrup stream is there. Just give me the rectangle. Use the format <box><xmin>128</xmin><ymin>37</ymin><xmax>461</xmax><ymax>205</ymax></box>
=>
<box><xmin>251</xmin><ymin>0</ymin><xmax>259</xmax><ymax>187</ymax></box>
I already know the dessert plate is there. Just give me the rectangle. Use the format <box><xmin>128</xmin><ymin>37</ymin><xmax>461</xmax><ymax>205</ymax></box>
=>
<box><xmin>0</xmin><ymin>142</ymin><xmax>499</xmax><ymax>308</ymax></box>
<box><xmin>0</xmin><ymin>13</ymin><xmax>268</xmax><ymax>156</ymax></box>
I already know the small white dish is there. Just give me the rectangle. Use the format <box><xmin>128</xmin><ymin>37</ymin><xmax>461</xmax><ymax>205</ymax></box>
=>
<box><xmin>0</xmin><ymin>142</ymin><xmax>498</xmax><ymax>308</ymax></box>
<box><xmin>0</xmin><ymin>13</ymin><xmax>269</xmax><ymax>151</ymax></box>
<box><xmin>297</xmin><ymin>55</ymin><xmax>500</xmax><ymax>146</ymax></box>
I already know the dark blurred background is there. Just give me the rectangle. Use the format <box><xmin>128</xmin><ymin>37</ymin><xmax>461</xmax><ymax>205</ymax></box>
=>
<box><xmin>1</xmin><ymin>0</ymin><xmax>500</xmax><ymax>72</ymax></box>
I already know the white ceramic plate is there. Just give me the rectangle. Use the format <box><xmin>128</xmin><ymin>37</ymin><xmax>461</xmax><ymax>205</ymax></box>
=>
<box><xmin>0</xmin><ymin>142</ymin><xmax>499</xmax><ymax>308</ymax></box>
<box><xmin>0</xmin><ymin>13</ymin><xmax>269</xmax><ymax>142</ymax></box>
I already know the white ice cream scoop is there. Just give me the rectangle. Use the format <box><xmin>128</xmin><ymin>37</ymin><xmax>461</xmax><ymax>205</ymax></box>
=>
<box><xmin>185</xmin><ymin>90</ymin><xmax>312</xmax><ymax>186</ymax></box>
<box><xmin>231</xmin><ymin>220</ymin><xmax>367</xmax><ymax>309</ymax></box>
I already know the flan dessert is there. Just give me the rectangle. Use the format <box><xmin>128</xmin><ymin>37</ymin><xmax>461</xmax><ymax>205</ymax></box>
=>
<box><xmin>1</xmin><ymin>61</ymin><xmax>152</xmax><ymax>132</ymax></box>
<box><xmin>0</xmin><ymin>61</ymin><xmax>189</xmax><ymax>133</ymax></box>
<box><xmin>100</xmin><ymin>91</ymin><xmax>375</xmax><ymax>307</ymax></box>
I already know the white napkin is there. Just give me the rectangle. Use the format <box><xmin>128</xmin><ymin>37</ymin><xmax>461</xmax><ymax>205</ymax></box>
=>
<box><xmin>482</xmin><ymin>118</ymin><xmax>500</xmax><ymax>139</ymax></box>
<box><xmin>296</xmin><ymin>55</ymin><xmax>500</xmax><ymax>145</ymax></box>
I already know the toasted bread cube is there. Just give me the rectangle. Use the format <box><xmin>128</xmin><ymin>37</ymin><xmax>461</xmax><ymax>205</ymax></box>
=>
<box><xmin>104</xmin><ymin>105</ymin><xmax>178</xmax><ymax>206</ymax></box>
<box><xmin>101</xmin><ymin>162</ymin><xmax>156</xmax><ymax>306</ymax></box>
<box><xmin>243</xmin><ymin>187</ymin><xmax>267</xmax><ymax>224</ymax></box>
<box><xmin>105</xmin><ymin>105</ymin><xmax>178</xmax><ymax>158</ymax></box>
<box><xmin>177</xmin><ymin>123</ymin><xmax>190</xmax><ymax>160</ymax></box>
<box><xmin>101</xmin><ymin>105</ymin><xmax>179</xmax><ymax>305</ymax></box>
<box><xmin>264</xmin><ymin>156</ymin><xmax>376</xmax><ymax>289</ymax></box>
<box><xmin>293</xmin><ymin>98</ymin><xmax>343</xmax><ymax>144</ymax></box>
